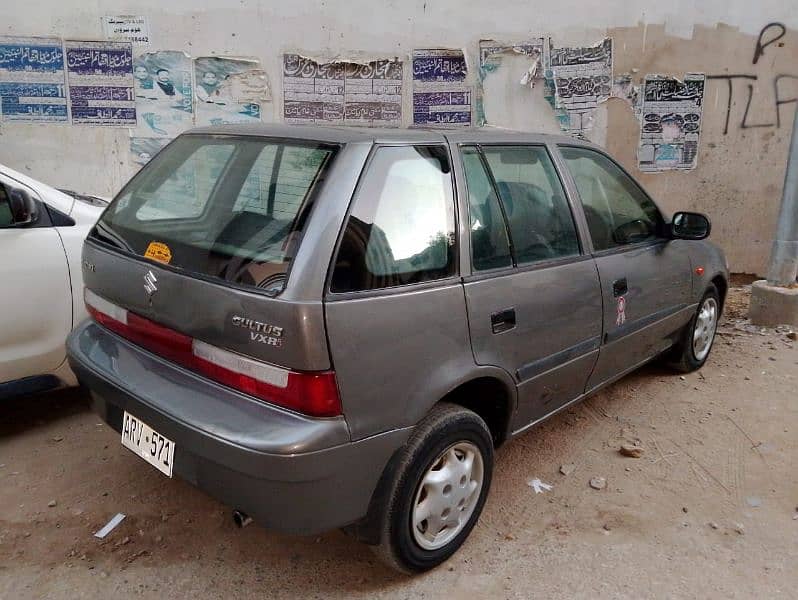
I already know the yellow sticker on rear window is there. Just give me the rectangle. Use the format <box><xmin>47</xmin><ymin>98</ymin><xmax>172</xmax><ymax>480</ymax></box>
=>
<box><xmin>144</xmin><ymin>241</ymin><xmax>172</xmax><ymax>264</ymax></box>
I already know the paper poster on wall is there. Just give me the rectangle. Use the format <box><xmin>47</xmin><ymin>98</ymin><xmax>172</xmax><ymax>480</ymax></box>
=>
<box><xmin>101</xmin><ymin>16</ymin><xmax>150</xmax><ymax>46</ymax></box>
<box><xmin>412</xmin><ymin>49</ymin><xmax>472</xmax><ymax>127</ymax></box>
<box><xmin>0</xmin><ymin>36</ymin><xmax>67</xmax><ymax>122</ymax></box>
<box><xmin>545</xmin><ymin>38</ymin><xmax>612</xmax><ymax>135</ymax></box>
<box><xmin>477</xmin><ymin>38</ymin><xmax>545</xmax><ymax>126</ymax></box>
<box><xmin>133</xmin><ymin>51</ymin><xmax>193</xmax><ymax>138</ymax></box>
<box><xmin>194</xmin><ymin>56</ymin><xmax>269</xmax><ymax>126</ymax></box>
<box><xmin>65</xmin><ymin>40</ymin><xmax>136</xmax><ymax>126</ymax></box>
<box><xmin>637</xmin><ymin>73</ymin><xmax>705</xmax><ymax>172</ymax></box>
<box><xmin>282</xmin><ymin>54</ymin><xmax>402</xmax><ymax>126</ymax></box>
<box><xmin>130</xmin><ymin>136</ymin><xmax>169</xmax><ymax>166</ymax></box>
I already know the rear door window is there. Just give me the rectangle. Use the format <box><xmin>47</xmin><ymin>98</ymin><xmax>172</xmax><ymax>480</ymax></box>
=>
<box><xmin>93</xmin><ymin>135</ymin><xmax>335</xmax><ymax>294</ymax></box>
<box><xmin>462</xmin><ymin>145</ymin><xmax>580</xmax><ymax>267</ymax></box>
<box><xmin>330</xmin><ymin>145</ymin><xmax>456</xmax><ymax>293</ymax></box>
<box><xmin>461</xmin><ymin>146</ymin><xmax>513</xmax><ymax>271</ymax></box>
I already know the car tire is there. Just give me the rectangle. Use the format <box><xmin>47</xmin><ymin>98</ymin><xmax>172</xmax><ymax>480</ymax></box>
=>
<box><xmin>371</xmin><ymin>402</ymin><xmax>494</xmax><ymax>574</ymax></box>
<box><xmin>669</xmin><ymin>284</ymin><xmax>721</xmax><ymax>373</ymax></box>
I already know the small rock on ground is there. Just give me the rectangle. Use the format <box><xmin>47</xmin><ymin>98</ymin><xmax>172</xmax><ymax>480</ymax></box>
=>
<box><xmin>559</xmin><ymin>463</ymin><xmax>576</xmax><ymax>476</ymax></box>
<box><xmin>619</xmin><ymin>443</ymin><xmax>644</xmax><ymax>458</ymax></box>
<box><xmin>589</xmin><ymin>477</ymin><xmax>607</xmax><ymax>490</ymax></box>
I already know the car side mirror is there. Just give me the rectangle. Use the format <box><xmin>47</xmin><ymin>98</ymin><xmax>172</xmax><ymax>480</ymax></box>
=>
<box><xmin>671</xmin><ymin>211</ymin><xmax>710</xmax><ymax>240</ymax></box>
<box><xmin>612</xmin><ymin>219</ymin><xmax>652</xmax><ymax>244</ymax></box>
<box><xmin>8</xmin><ymin>188</ymin><xmax>39</xmax><ymax>226</ymax></box>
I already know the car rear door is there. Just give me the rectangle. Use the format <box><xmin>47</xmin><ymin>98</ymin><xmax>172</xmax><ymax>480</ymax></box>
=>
<box><xmin>0</xmin><ymin>175</ymin><xmax>72</xmax><ymax>384</ymax></box>
<box><xmin>324</xmin><ymin>142</ymin><xmax>475</xmax><ymax>440</ymax></box>
<box><xmin>557</xmin><ymin>145</ymin><xmax>693</xmax><ymax>391</ymax></box>
<box><xmin>453</xmin><ymin>143</ymin><xmax>603</xmax><ymax>434</ymax></box>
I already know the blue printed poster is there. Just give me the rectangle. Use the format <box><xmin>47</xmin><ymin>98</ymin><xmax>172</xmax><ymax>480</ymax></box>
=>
<box><xmin>412</xmin><ymin>49</ymin><xmax>472</xmax><ymax>127</ymax></box>
<box><xmin>65</xmin><ymin>40</ymin><xmax>136</xmax><ymax>126</ymax></box>
<box><xmin>0</xmin><ymin>36</ymin><xmax>67</xmax><ymax>122</ymax></box>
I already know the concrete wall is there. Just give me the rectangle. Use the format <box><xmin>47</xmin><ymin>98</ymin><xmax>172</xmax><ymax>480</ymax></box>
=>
<box><xmin>1</xmin><ymin>1</ymin><xmax>796</xmax><ymax>274</ymax></box>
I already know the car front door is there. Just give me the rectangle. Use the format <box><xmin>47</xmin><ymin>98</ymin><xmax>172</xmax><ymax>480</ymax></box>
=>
<box><xmin>0</xmin><ymin>176</ymin><xmax>72</xmax><ymax>385</ymax></box>
<box><xmin>557</xmin><ymin>146</ymin><xmax>693</xmax><ymax>391</ymax></box>
<box><xmin>455</xmin><ymin>143</ymin><xmax>603</xmax><ymax>434</ymax></box>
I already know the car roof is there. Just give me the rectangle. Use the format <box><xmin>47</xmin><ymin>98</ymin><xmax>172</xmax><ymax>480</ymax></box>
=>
<box><xmin>186</xmin><ymin>123</ymin><xmax>594</xmax><ymax>147</ymax></box>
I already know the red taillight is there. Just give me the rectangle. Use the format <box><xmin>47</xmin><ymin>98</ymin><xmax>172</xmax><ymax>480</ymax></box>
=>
<box><xmin>84</xmin><ymin>289</ymin><xmax>342</xmax><ymax>417</ymax></box>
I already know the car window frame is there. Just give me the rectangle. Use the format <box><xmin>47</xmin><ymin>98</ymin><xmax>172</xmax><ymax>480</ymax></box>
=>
<box><xmin>556</xmin><ymin>143</ymin><xmax>669</xmax><ymax>256</ymax></box>
<box><xmin>455</xmin><ymin>142</ymin><xmax>590</xmax><ymax>283</ymax></box>
<box><xmin>325</xmin><ymin>141</ymin><xmax>461</xmax><ymax>300</ymax></box>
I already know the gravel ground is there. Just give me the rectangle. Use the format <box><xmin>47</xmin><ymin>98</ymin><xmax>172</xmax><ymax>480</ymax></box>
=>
<box><xmin>1</xmin><ymin>285</ymin><xmax>797</xmax><ymax>599</ymax></box>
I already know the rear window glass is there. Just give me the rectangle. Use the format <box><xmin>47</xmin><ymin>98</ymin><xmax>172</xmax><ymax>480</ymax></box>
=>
<box><xmin>330</xmin><ymin>145</ymin><xmax>456</xmax><ymax>293</ymax></box>
<box><xmin>93</xmin><ymin>135</ymin><xmax>336</xmax><ymax>294</ymax></box>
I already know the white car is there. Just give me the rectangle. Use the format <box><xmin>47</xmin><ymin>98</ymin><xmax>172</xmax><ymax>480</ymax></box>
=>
<box><xmin>0</xmin><ymin>164</ymin><xmax>107</xmax><ymax>399</ymax></box>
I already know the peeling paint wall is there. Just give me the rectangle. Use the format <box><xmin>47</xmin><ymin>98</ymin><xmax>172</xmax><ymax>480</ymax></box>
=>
<box><xmin>605</xmin><ymin>23</ymin><xmax>798</xmax><ymax>275</ymax></box>
<box><xmin>0</xmin><ymin>1</ymin><xmax>796</xmax><ymax>274</ymax></box>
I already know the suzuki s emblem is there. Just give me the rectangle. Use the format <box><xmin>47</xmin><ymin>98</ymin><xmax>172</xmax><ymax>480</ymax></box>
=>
<box><xmin>143</xmin><ymin>270</ymin><xmax>158</xmax><ymax>297</ymax></box>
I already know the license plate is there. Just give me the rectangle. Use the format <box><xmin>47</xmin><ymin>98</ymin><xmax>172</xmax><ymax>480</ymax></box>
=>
<box><xmin>121</xmin><ymin>411</ymin><xmax>175</xmax><ymax>477</ymax></box>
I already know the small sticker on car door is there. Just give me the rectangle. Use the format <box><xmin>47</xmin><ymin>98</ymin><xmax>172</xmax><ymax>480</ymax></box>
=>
<box><xmin>616</xmin><ymin>295</ymin><xmax>627</xmax><ymax>326</ymax></box>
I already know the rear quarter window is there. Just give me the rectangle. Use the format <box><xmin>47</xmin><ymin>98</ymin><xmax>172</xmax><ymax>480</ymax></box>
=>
<box><xmin>330</xmin><ymin>145</ymin><xmax>456</xmax><ymax>293</ymax></box>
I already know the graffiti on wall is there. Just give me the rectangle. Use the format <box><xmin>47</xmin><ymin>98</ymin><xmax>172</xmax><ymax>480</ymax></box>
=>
<box><xmin>708</xmin><ymin>22</ymin><xmax>797</xmax><ymax>135</ymax></box>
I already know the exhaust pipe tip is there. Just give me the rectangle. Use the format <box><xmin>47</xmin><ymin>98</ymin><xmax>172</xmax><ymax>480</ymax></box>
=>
<box><xmin>232</xmin><ymin>510</ymin><xmax>253</xmax><ymax>528</ymax></box>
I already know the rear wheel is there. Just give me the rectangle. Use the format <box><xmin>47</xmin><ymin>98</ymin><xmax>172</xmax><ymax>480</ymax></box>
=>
<box><xmin>669</xmin><ymin>285</ymin><xmax>720</xmax><ymax>373</ymax></box>
<box><xmin>371</xmin><ymin>403</ymin><xmax>493</xmax><ymax>574</ymax></box>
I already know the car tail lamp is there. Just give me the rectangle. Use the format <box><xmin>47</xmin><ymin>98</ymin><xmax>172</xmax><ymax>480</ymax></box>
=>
<box><xmin>84</xmin><ymin>289</ymin><xmax>342</xmax><ymax>417</ymax></box>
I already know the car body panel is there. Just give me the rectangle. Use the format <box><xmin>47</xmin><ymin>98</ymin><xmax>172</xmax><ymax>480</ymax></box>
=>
<box><xmin>325</xmin><ymin>282</ymin><xmax>477</xmax><ymax>440</ymax></box>
<box><xmin>462</xmin><ymin>258</ymin><xmax>604</xmax><ymax>430</ymax></box>
<box><xmin>0</xmin><ymin>164</ymin><xmax>105</xmax><ymax>390</ymax></box>
<box><xmin>587</xmin><ymin>240</ymin><xmax>693</xmax><ymax>389</ymax></box>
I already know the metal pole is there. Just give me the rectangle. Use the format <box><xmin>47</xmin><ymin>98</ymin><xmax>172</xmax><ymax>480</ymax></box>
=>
<box><xmin>767</xmin><ymin>102</ymin><xmax>798</xmax><ymax>286</ymax></box>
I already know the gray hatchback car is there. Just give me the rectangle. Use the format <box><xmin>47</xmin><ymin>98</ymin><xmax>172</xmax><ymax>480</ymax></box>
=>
<box><xmin>68</xmin><ymin>124</ymin><xmax>727</xmax><ymax>573</ymax></box>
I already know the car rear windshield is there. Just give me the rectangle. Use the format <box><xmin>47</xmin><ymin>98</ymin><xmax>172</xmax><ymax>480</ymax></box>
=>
<box><xmin>92</xmin><ymin>134</ymin><xmax>336</xmax><ymax>294</ymax></box>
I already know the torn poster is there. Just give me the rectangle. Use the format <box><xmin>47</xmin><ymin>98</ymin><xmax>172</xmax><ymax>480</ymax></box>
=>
<box><xmin>282</xmin><ymin>54</ymin><xmax>402</xmax><ymax>126</ymax></box>
<box><xmin>637</xmin><ymin>74</ymin><xmax>705</xmax><ymax>172</ymax></box>
<box><xmin>476</xmin><ymin>38</ymin><xmax>545</xmax><ymax>126</ymax></box>
<box><xmin>133</xmin><ymin>51</ymin><xmax>193</xmax><ymax>138</ymax></box>
<box><xmin>545</xmin><ymin>38</ymin><xmax>612</xmax><ymax>135</ymax></box>
<box><xmin>412</xmin><ymin>49</ymin><xmax>471</xmax><ymax>127</ymax></box>
<box><xmin>0</xmin><ymin>36</ymin><xmax>67</xmax><ymax>122</ymax></box>
<box><xmin>101</xmin><ymin>16</ymin><xmax>150</xmax><ymax>46</ymax></box>
<box><xmin>610</xmin><ymin>73</ymin><xmax>639</xmax><ymax>105</ymax></box>
<box><xmin>130</xmin><ymin>137</ymin><xmax>169</xmax><ymax>167</ymax></box>
<box><xmin>194</xmin><ymin>56</ymin><xmax>269</xmax><ymax>126</ymax></box>
<box><xmin>65</xmin><ymin>40</ymin><xmax>135</xmax><ymax>126</ymax></box>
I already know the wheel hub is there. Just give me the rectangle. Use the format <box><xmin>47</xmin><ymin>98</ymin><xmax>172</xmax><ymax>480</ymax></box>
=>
<box><xmin>411</xmin><ymin>441</ymin><xmax>484</xmax><ymax>551</ymax></box>
<box><xmin>692</xmin><ymin>296</ymin><xmax>718</xmax><ymax>361</ymax></box>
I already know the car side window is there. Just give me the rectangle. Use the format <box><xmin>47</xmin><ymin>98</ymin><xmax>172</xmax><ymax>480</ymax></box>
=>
<box><xmin>480</xmin><ymin>145</ymin><xmax>580</xmax><ymax>265</ymax></box>
<box><xmin>461</xmin><ymin>147</ymin><xmax>512</xmax><ymax>271</ymax></box>
<box><xmin>560</xmin><ymin>146</ymin><xmax>664</xmax><ymax>251</ymax></box>
<box><xmin>331</xmin><ymin>145</ymin><xmax>456</xmax><ymax>293</ymax></box>
<box><xmin>0</xmin><ymin>184</ymin><xmax>13</xmax><ymax>227</ymax></box>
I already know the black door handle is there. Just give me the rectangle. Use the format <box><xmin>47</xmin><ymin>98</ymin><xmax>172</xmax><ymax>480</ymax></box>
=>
<box><xmin>491</xmin><ymin>308</ymin><xmax>516</xmax><ymax>334</ymax></box>
<box><xmin>613</xmin><ymin>278</ymin><xmax>628</xmax><ymax>297</ymax></box>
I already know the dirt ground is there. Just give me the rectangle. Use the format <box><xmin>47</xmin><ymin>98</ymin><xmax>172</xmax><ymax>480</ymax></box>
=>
<box><xmin>1</xmin><ymin>285</ymin><xmax>796</xmax><ymax>599</ymax></box>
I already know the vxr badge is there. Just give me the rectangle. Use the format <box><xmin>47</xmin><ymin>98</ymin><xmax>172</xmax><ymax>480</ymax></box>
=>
<box><xmin>143</xmin><ymin>270</ymin><xmax>158</xmax><ymax>297</ymax></box>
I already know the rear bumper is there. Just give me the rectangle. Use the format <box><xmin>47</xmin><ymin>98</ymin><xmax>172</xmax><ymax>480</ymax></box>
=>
<box><xmin>67</xmin><ymin>320</ymin><xmax>411</xmax><ymax>535</ymax></box>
